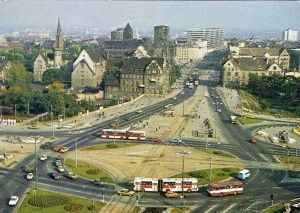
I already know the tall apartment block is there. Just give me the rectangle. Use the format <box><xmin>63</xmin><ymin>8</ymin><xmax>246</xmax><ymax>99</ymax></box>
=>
<box><xmin>187</xmin><ymin>28</ymin><xmax>224</xmax><ymax>50</ymax></box>
<box><xmin>283</xmin><ymin>29</ymin><xmax>298</xmax><ymax>42</ymax></box>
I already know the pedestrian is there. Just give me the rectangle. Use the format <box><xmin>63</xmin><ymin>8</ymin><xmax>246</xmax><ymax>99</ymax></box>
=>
<box><xmin>146</xmin><ymin>122</ymin><xmax>148</xmax><ymax>125</ymax></box>
<box><xmin>156</xmin><ymin>128</ymin><xmax>158</xmax><ymax>131</ymax></box>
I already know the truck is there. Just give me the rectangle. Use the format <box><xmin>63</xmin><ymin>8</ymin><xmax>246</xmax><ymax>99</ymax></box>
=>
<box><xmin>189</xmin><ymin>83</ymin><xmax>193</xmax><ymax>89</ymax></box>
<box><xmin>194</xmin><ymin>80</ymin><xmax>199</xmax><ymax>86</ymax></box>
<box><xmin>230</xmin><ymin>116</ymin><xmax>237</xmax><ymax>124</ymax></box>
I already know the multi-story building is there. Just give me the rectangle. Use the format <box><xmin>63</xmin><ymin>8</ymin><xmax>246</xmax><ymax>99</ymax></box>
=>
<box><xmin>104</xmin><ymin>57</ymin><xmax>170</xmax><ymax>100</ymax></box>
<box><xmin>33</xmin><ymin>19</ymin><xmax>72</xmax><ymax>82</ymax></box>
<box><xmin>71</xmin><ymin>48</ymin><xmax>107</xmax><ymax>88</ymax></box>
<box><xmin>173</xmin><ymin>39</ymin><xmax>207</xmax><ymax>64</ymax></box>
<box><xmin>234</xmin><ymin>47</ymin><xmax>290</xmax><ymax>70</ymax></box>
<box><xmin>104</xmin><ymin>39</ymin><xmax>141</xmax><ymax>59</ymax></box>
<box><xmin>283</xmin><ymin>29</ymin><xmax>298</xmax><ymax>42</ymax></box>
<box><xmin>220</xmin><ymin>57</ymin><xmax>284</xmax><ymax>88</ymax></box>
<box><xmin>154</xmin><ymin>25</ymin><xmax>169</xmax><ymax>50</ymax></box>
<box><xmin>111</xmin><ymin>23</ymin><xmax>133</xmax><ymax>41</ymax></box>
<box><xmin>187</xmin><ymin>28</ymin><xmax>224</xmax><ymax>51</ymax></box>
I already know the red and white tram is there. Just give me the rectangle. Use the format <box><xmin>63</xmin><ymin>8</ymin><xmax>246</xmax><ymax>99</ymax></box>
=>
<box><xmin>100</xmin><ymin>129</ymin><xmax>146</xmax><ymax>140</ymax></box>
<box><xmin>133</xmin><ymin>177</ymin><xmax>198</xmax><ymax>193</ymax></box>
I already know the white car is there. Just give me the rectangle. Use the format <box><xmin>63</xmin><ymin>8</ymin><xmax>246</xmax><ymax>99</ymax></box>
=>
<box><xmin>170</xmin><ymin>138</ymin><xmax>183</xmax><ymax>143</ymax></box>
<box><xmin>39</xmin><ymin>155</ymin><xmax>47</xmax><ymax>161</ymax></box>
<box><xmin>27</xmin><ymin>172</ymin><xmax>33</xmax><ymax>180</ymax></box>
<box><xmin>8</xmin><ymin>196</ymin><xmax>19</xmax><ymax>206</ymax></box>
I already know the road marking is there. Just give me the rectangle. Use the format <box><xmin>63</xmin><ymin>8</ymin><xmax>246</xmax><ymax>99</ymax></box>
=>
<box><xmin>223</xmin><ymin>203</ymin><xmax>237</xmax><ymax>212</ymax></box>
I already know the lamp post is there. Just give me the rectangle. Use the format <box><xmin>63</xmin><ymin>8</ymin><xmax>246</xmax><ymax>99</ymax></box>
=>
<box><xmin>210</xmin><ymin>147</ymin><xmax>212</xmax><ymax>181</ymax></box>
<box><xmin>69</xmin><ymin>131</ymin><xmax>80</xmax><ymax>168</ymax></box>
<box><xmin>33</xmin><ymin>135</ymin><xmax>40</xmax><ymax>189</ymax></box>
<box><xmin>50</xmin><ymin>105</ymin><xmax>55</xmax><ymax>138</ymax></box>
<box><xmin>176</xmin><ymin>150</ymin><xmax>191</xmax><ymax>208</ymax></box>
<box><xmin>294</xmin><ymin>142</ymin><xmax>299</xmax><ymax>172</ymax></box>
<box><xmin>0</xmin><ymin>128</ymin><xmax>6</xmax><ymax>164</ymax></box>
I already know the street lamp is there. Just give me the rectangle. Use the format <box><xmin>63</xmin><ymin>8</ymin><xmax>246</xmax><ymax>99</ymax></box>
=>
<box><xmin>0</xmin><ymin>128</ymin><xmax>6</xmax><ymax>164</ymax></box>
<box><xmin>176</xmin><ymin>150</ymin><xmax>191</xmax><ymax>208</ymax></box>
<box><xmin>294</xmin><ymin>142</ymin><xmax>299</xmax><ymax>172</ymax></box>
<box><xmin>50</xmin><ymin>105</ymin><xmax>55</xmax><ymax>138</ymax></box>
<box><xmin>69</xmin><ymin>131</ymin><xmax>80</xmax><ymax>168</ymax></box>
<box><xmin>33</xmin><ymin>135</ymin><xmax>40</xmax><ymax>190</ymax></box>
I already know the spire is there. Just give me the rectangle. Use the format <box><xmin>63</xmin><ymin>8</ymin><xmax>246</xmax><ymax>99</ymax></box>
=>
<box><xmin>57</xmin><ymin>18</ymin><xmax>62</xmax><ymax>37</ymax></box>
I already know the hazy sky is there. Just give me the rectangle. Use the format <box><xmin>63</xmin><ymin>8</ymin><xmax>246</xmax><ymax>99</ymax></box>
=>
<box><xmin>0</xmin><ymin>0</ymin><xmax>299</xmax><ymax>33</ymax></box>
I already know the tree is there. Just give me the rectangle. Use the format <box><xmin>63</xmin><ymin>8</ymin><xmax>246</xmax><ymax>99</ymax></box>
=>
<box><xmin>7</xmin><ymin>61</ymin><xmax>33</xmax><ymax>88</ymax></box>
<box><xmin>42</xmin><ymin>68</ymin><xmax>63</xmax><ymax>85</ymax></box>
<box><xmin>169</xmin><ymin>65</ymin><xmax>182</xmax><ymax>86</ymax></box>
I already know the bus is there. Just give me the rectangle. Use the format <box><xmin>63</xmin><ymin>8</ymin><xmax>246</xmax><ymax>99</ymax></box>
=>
<box><xmin>133</xmin><ymin>177</ymin><xmax>198</xmax><ymax>193</ymax></box>
<box><xmin>237</xmin><ymin>169</ymin><xmax>250</xmax><ymax>179</ymax></box>
<box><xmin>207</xmin><ymin>180</ymin><xmax>243</xmax><ymax>197</ymax></box>
<box><xmin>194</xmin><ymin>80</ymin><xmax>199</xmax><ymax>86</ymax></box>
<box><xmin>100</xmin><ymin>129</ymin><xmax>146</xmax><ymax>140</ymax></box>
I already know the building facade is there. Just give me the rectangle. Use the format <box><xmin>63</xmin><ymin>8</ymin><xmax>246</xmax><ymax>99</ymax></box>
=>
<box><xmin>104</xmin><ymin>57</ymin><xmax>170</xmax><ymax>100</ymax></box>
<box><xmin>71</xmin><ymin>48</ymin><xmax>107</xmax><ymax>88</ymax></box>
<box><xmin>283</xmin><ymin>29</ymin><xmax>298</xmax><ymax>42</ymax></box>
<box><xmin>187</xmin><ymin>28</ymin><xmax>224</xmax><ymax>51</ymax></box>
<box><xmin>220</xmin><ymin>57</ymin><xmax>284</xmax><ymax>88</ymax></box>
<box><xmin>154</xmin><ymin>25</ymin><xmax>169</xmax><ymax>50</ymax></box>
<box><xmin>123</xmin><ymin>23</ymin><xmax>133</xmax><ymax>40</ymax></box>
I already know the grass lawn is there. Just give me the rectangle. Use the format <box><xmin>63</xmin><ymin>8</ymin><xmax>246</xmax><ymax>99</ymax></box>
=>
<box><xmin>196</xmin><ymin>148</ymin><xmax>236</xmax><ymax>158</ymax></box>
<box><xmin>64</xmin><ymin>159</ymin><xmax>114</xmax><ymax>183</ymax></box>
<box><xmin>81</xmin><ymin>143</ymin><xmax>137</xmax><ymax>151</ymax></box>
<box><xmin>18</xmin><ymin>189</ymin><xmax>104</xmax><ymax>213</ymax></box>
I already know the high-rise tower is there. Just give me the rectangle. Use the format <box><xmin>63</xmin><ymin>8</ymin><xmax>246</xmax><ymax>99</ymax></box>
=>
<box><xmin>53</xmin><ymin>19</ymin><xmax>64</xmax><ymax>69</ymax></box>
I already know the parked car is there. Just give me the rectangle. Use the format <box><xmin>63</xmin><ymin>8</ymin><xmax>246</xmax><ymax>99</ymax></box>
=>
<box><xmin>26</xmin><ymin>172</ymin><xmax>33</xmax><ymax>180</ymax></box>
<box><xmin>40</xmin><ymin>142</ymin><xmax>53</xmax><ymax>149</ymax></box>
<box><xmin>151</xmin><ymin>137</ymin><xmax>162</xmax><ymax>143</ymax></box>
<box><xmin>126</xmin><ymin>117</ymin><xmax>132</xmax><ymax>121</ymax></box>
<box><xmin>59</xmin><ymin>147</ymin><xmax>69</xmax><ymax>153</ymax></box>
<box><xmin>65</xmin><ymin>172</ymin><xmax>78</xmax><ymax>180</ymax></box>
<box><xmin>8</xmin><ymin>196</ymin><xmax>19</xmax><ymax>206</ymax></box>
<box><xmin>39</xmin><ymin>154</ymin><xmax>47</xmax><ymax>161</ymax></box>
<box><xmin>55</xmin><ymin>159</ymin><xmax>63</xmax><ymax>167</ymax></box>
<box><xmin>136</xmin><ymin>110</ymin><xmax>143</xmax><ymax>114</ymax></box>
<box><xmin>170</xmin><ymin>138</ymin><xmax>183</xmax><ymax>143</ymax></box>
<box><xmin>165</xmin><ymin>191</ymin><xmax>178</xmax><ymax>198</ymax></box>
<box><xmin>93</xmin><ymin>179</ymin><xmax>104</xmax><ymax>186</ymax></box>
<box><xmin>57</xmin><ymin>165</ymin><xmax>65</xmax><ymax>173</ymax></box>
<box><xmin>50</xmin><ymin>172</ymin><xmax>62</xmax><ymax>180</ymax></box>
<box><xmin>27</xmin><ymin>125</ymin><xmax>39</xmax><ymax>129</ymax></box>
<box><xmin>53</xmin><ymin>145</ymin><xmax>62</xmax><ymax>152</ymax></box>
<box><xmin>117</xmin><ymin>188</ymin><xmax>135</xmax><ymax>197</ymax></box>
<box><xmin>250</xmin><ymin>137</ymin><xmax>257</xmax><ymax>143</ymax></box>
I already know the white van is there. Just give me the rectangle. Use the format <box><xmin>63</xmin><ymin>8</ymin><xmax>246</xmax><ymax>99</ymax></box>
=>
<box><xmin>238</xmin><ymin>169</ymin><xmax>250</xmax><ymax>179</ymax></box>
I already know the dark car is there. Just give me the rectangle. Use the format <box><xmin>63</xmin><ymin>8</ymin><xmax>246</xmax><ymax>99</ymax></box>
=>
<box><xmin>40</xmin><ymin>142</ymin><xmax>53</xmax><ymax>149</ymax></box>
<box><xmin>50</xmin><ymin>172</ymin><xmax>61</xmax><ymax>180</ymax></box>
<box><xmin>151</xmin><ymin>137</ymin><xmax>162</xmax><ymax>143</ymax></box>
<box><xmin>93</xmin><ymin>179</ymin><xmax>104</xmax><ymax>186</ymax></box>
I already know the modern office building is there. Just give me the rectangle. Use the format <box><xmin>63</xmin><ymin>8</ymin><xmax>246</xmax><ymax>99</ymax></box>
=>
<box><xmin>283</xmin><ymin>29</ymin><xmax>298</xmax><ymax>42</ymax></box>
<box><xmin>187</xmin><ymin>28</ymin><xmax>224</xmax><ymax>50</ymax></box>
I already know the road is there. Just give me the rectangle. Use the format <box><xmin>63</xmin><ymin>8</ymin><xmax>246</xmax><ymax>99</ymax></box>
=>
<box><xmin>1</xmin><ymin>53</ymin><xmax>300</xmax><ymax>212</ymax></box>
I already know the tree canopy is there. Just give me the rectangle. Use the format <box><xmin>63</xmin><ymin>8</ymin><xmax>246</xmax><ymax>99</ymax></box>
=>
<box><xmin>42</xmin><ymin>68</ymin><xmax>64</xmax><ymax>85</ymax></box>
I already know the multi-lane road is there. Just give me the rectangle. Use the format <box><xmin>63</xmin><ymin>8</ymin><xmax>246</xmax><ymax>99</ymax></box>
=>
<box><xmin>2</xmin><ymin>62</ymin><xmax>300</xmax><ymax>212</ymax></box>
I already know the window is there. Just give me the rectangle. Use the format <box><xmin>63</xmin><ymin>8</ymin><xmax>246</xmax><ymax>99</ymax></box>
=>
<box><xmin>81</xmin><ymin>63</ymin><xmax>84</xmax><ymax>68</ymax></box>
<box><xmin>226</xmin><ymin>72</ymin><xmax>231</xmax><ymax>76</ymax></box>
<box><xmin>273</xmin><ymin>66</ymin><xmax>276</xmax><ymax>70</ymax></box>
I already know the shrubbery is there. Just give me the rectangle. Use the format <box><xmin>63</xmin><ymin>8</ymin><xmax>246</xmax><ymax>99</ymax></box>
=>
<box><xmin>28</xmin><ymin>195</ymin><xmax>71</xmax><ymax>207</ymax></box>
<box><xmin>188</xmin><ymin>171</ymin><xmax>207</xmax><ymax>178</ymax></box>
<box><xmin>222</xmin><ymin>168</ymin><xmax>232</xmax><ymax>172</ymax></box>
<box><xmin>143</xmin><ymin>207</ymin><xmax>167</xmax><ymax>213</ymax></box>
<box><xmin>64</xmin><ymin>203</ymin><xmax>84</xmax><ymax>212</ymax></box>
<box><xmin>106</xmin><ymin>144</ymin><xmax>118</xmax><ymax>148</ymax></box>
<box><xmin>86</xmin><ymin>168</ymin><xmax>100</xmax><ymax>175</ymax></box>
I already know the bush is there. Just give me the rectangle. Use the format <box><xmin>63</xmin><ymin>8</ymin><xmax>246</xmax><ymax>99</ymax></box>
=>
<box><xmin>216</xmin><ymin>172</ymin><xmax>225</xmax><ymax>177</ymax></box>
<box><xmin>106</xmin><ymin>144</ymin><xmax>118</xmax><ymax>148</ymax></box>
<box><xmin>28</xmin><ymin>195</ymin><xmax>71</xmax><ymax>207</ymax></box>
<box><xmin>222</xmin><ymin>168</ymin><xmax>232</xmax><ymax>172</ymax></box>
<box><xmin>143</xmin><ymin>207</ymin><xmax>167</xmax><ymax>213</ymax></box>
<box><xmin>86</xmin><ymin>169</ymin><xmax>100</xmax><ymax>175</ymax></box>
<box><xmin>188</xmin><ymin>171</ymin><xmax>207</xmax><ymax>178</ymax></box>
<box><xmin>64</xmin><ymin>203</ymin><xmax>84</xmax><ymax>212</ymax></box>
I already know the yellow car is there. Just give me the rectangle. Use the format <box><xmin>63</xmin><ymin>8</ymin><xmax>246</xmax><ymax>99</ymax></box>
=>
<box><xmin>136</xmin><ymin>110</ymin><xmax>143</xmax><ymax>114</ymax></box>
<box><xmin>65</xmin><ymin>172</ymin><xmax>78</xmax><ymax>180</ymax></box>
<box><xmin>27</xmin><ymin>125</ymin><xmax>39</xmax><ymax>129</ymax></box>
<box><xmin>59</xmin><ymin>147</ymin><xmax>69</xmax><ymax>153</ymax></box>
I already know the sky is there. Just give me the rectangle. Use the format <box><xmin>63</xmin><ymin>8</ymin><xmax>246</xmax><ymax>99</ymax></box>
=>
<box><xmin>0</xmin><ymin>0</ymin><xmax>299</xmax><ymax>35</ymax></box>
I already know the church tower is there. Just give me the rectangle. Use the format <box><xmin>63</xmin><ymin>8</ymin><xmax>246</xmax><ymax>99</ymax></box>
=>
<box><xmin>53</xmin><ymin>19</ymin><xmax>64</xmax><ymax>69</ymax></box>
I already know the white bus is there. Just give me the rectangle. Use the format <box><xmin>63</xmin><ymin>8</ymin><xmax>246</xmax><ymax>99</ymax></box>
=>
<box><xmin>207</xmin><ymin>180</ymin><xmax>243</xmax><ymax>197</ymax></box>
<box><xmin>133</xmin><ymin>177</ymin><xmax>198</xmax><ymax>192</ymax></box>
<box><xmin>237</xmin><ymin>169</ymin><xmax>250</xmax><ymax>179</ymax></box>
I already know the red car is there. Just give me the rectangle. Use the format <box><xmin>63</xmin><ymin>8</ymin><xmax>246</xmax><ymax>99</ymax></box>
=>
<box><xmin>53</xmin><ymin>145</ymin><xmax>62</xmax><ymax>152</ymax></box>
<box><xmin>250</xmin><ymin>138</ymin><xmax>257</xmax><ymax>143</ymax></box>
<box><xmin>151</xmin><ymin>138</ymin><xmax>162</xmax><ymax>143</ymax></box>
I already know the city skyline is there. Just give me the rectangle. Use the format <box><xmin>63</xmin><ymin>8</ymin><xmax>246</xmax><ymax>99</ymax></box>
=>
<box><xmin>0</xmin><ymin>1</ymin><xmax>300</xmax><ymax>38</ymax></box>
